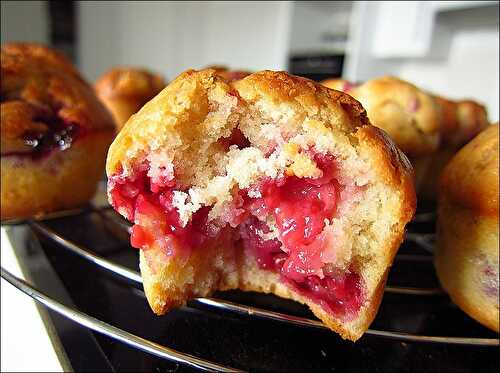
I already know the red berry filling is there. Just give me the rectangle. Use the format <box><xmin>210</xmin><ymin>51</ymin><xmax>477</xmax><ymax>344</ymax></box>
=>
<box><xmin>239</xmin><ymin>153</ymin><xmax>364</xmax><ymax>319</ymax></box>
<box><xmin>286</xmin><ymin>270</ymin><xmax>364</xmax><ymax>318</ymax></box>
<box><xmin>219</xmin><ymin>128</ymin><xmax>251</xmax><ymax>150</ymax></box>
<box><xmin>109</xmin><ymin>152</ymin><xmax>364</xmax><ymax>319</ymax></box>
<box><xmin>1</xmin><ymin>110</ymin><xmax>83</xmax><ymax>159</ymax></box>
<box><xmin>239</xmin><ymin>216</ymin><xmax>286</xmax><ymax>270</ymax></box>
<box><xmin>109</xmin><ymin>169</ymin><xmax>222</xmax><ymax>258</ymax></box>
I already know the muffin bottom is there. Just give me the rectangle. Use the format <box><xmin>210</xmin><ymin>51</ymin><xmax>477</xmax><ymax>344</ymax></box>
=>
<box><xmin>1</xmin><ymin>130</ymin><xmax>113</xmax><ymax>220</ymax></box>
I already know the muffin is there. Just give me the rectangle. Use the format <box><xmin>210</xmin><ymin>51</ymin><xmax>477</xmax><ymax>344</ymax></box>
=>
<box><xmin>435</xmin><ymin>124</ymin><xmax>499</xmax><ymax>332</ymax></box>
<box><xmin>418</xmin><ymin>97</ymin><xmax>489</xmax><ymax>199</ymax></box>
<box><xmin>106</xmin><ymin>69</ymin><xmax>416</xmax><ymax>341</ymax></box>
<box><xmin>1</xmin><ymin>43</ymin><xmax>115</xmax><ymax>220</ymax></box>
<box><xmin>95</xmin><ymin>66</ymin><xmax>166</xmax><ymax>131</ymax></box>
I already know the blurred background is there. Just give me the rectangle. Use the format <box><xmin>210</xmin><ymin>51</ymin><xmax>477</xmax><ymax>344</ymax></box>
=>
<box><xmin>1</xmin><ymin>0</ymin><xmax>499</xmax><ymax>120</ymax></box>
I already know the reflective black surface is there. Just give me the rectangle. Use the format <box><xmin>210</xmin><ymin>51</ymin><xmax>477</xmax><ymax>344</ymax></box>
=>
<box><xmin>5</xmin><ymin>205</ymin><xmax>499</xmax><ymax>372</ymax></box>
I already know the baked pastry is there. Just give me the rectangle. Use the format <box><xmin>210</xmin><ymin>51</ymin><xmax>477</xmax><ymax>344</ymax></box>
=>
<box><xmin>1</xmin><ymin>43</ymin><xmax>115</xmax><ymax>220</ymax></box>
<box><xmin>418</xmin><ymin>97</ymin><xmax>489</xmax><ymax>199</ymax></box>
<box><xmin>321</xmin><ymin>76</ymin><xmax>490</xmax><ymax>200</ymax></box>
<box><xmin>204</xmin><ymin>65</ymin><xmax>251</xmax><ymax>82</ymax></box>
<box><xmin>321</xmin><ymin>78</ymin><xmax>357</xmax><ymax>93</ymax></box>
<box><xmin>322</xmin><ymin>76</ymin><xmax>441</xmax><ymax>192</ymax></box>
<box><xmin>106</xmin><ymin>69</ymin><xmax>416</xmax><ymax>341</ymax></box>
<box><xmin>325</xmin><ymin>76</ymin><xmax>441</xmax><ymax>156</ymax></box>
<box><xmin>95</xmin><ymin>67</ymin><xmax>166</xmax><ymax>131</ymax></box>
<box><xmin>435</xmin><ymin>124</ymin><xmax>499</xmax><ymax>332</ymax></box>
<box><xmin>439</xmin><ymin>99</ymin><xmax>489</xmax><ymax>147</ymax></box>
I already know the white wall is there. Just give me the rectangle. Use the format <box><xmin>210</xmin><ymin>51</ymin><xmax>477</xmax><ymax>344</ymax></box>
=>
<box><xmin>0</xmin><ymin>1</ymin><xmax>49</xmax><ymax>44</ymax></box>
<box><xmin>397</xmin><ymin>6</ymin><xmax>499</xmax><ymax>121</ymax></box>
<box><xmin>77</xmin><ymin>1</ymin><xmax>292</xmax><ymax>83</ymax></box>
<box><xmin>345</xmin><ymin>1</ymin><xmax>499</xmax><ymax>121</ymax></box>
<box><xmin>344</xmin><ymin>2</ymin><xmax>402</xmax><ymax>81</ymax></box>
<box><xmin>289</xmin><ymin>1</ymin><xmax>351</xmax><ymax>55</ymax></box>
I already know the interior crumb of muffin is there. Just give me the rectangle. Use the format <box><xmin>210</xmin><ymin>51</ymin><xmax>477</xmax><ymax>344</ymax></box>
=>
<box><xmin>108</xmin><ymin>103</ymin><xmax>404</xmax><ymax>321</ymax></box>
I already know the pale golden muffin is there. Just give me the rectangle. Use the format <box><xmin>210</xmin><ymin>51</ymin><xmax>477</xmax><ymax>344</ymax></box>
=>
<box><xmin>106</xmin><ymin>69</ymin><xmax>416</xmax><ymax>341</ymax></box>
<box><xmin>322</xmin><ymin>76</ymin><xmax>441</xmax><ymax>192</ymax></box>
<box><xmin>95</xmin><ymin>67</ymin><xmax>166</xmax><ymax>131</ymax></box>
<box><xmin>435</xmin><ymin>124</ymin><xmax>499</xmax><ymax>332</ymax></box>
<box><xmin>1</xmin><ymin>43</ymin><xmax>115</xmax><ymax>220</ymax></box>
<box><xmin>418</xmin><ymin>97</ymin><xmax>490</xmax><ymax>200</ymax></box>
<box><xmin>336</xmin><ymin>76</ymin><xmax>441</xmax><ymax>157</ymax></box>
<box><xmin>321</xmin><ymin>76</ymin><xmax>490</xmax><ymax>199</ymax></box>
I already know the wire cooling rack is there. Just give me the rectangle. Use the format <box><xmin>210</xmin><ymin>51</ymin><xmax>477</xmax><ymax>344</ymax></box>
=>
<box><xmin>1</xmin><ymin>200</ymin><xmax>499</xmax><ymax>372</ymax></box>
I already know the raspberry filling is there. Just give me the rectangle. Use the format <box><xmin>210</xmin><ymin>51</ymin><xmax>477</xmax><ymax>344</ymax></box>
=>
<box><xmin>109</xmin><ymin>170</ymin><xmax>221</xmax><ymax>258</ymax></box>
<box><xmin>1</xmin><ymin>110</ymin><xmax>82</xmax><ymax>159</ymax></box>
<box><xmin>238</xmin><ymin>154</ymin><xmax>364</xmax><ymax>319</ymax></box>
<box><xmin>109</xmin><ymin>152</ymin><xmax>365</xmax><ymax>319</ymax></box>
<box><xmin>219</xmin><ymin>128</ymin><xmax>251</xmax><ymax>150</ymax></box>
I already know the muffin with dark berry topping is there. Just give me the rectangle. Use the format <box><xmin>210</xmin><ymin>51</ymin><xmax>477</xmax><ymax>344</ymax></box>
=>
<box><xmin>1</xmin><ymin>43</ymin><xmax>115</xmax><ymax>220</ymax></box>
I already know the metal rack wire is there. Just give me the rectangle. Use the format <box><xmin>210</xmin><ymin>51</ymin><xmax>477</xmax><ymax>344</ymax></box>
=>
<box><xmin>1</xmin><ymin>204</ymin><xmax>499</xmax><ymax>372</ymax></box>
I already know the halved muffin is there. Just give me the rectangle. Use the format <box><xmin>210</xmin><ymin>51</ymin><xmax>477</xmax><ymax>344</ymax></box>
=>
<box><xmin>107</xmin><ymin>69</ymin><xmax>416</xmax><ymax>341</ymax></box>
